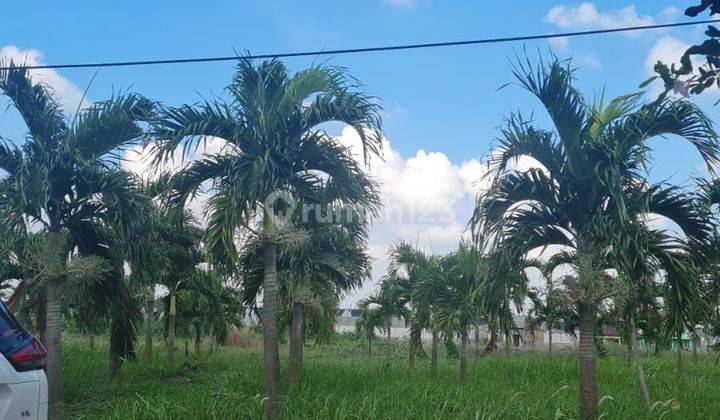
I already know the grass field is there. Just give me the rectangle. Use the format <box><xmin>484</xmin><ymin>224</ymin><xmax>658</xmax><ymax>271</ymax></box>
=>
<box><xmin>62</xmin><ymin>335</ymin><xmax>720</xmax><ymax>419</ymax></box>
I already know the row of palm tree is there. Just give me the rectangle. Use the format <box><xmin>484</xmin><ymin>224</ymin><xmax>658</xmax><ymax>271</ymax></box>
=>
<box><xmin>0</xmin><ymin>58</ymin><xmax>383</xmax><ymax>419</ymax></box>
<box><xmin>3</xmin><ymin>51</ymin><xmax>720</xmax><ymax>420</ymax></box>
<box><xmin>357</xmin><ymin>57</ymin><xmax>720</xmax><ymax>420</ymax></box>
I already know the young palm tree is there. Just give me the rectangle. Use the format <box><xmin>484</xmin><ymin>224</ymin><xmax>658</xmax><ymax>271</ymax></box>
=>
<box><xmin>387</xmin><ymin>242</ymin><xmax>435</xmax><ymax>369</ymax></box>
<box><xmin>0</xmin><ymin>63</ymin><xmax>151</xmax><ymax>418</ymax></box>
<box><xmin>157</xmin><ymin>210</ymin><xmax>203</xmax><ymax>365</ymax></box>
<box><xmin>480</xmin><ymin>248</ymin><xmax>527</xmax><ymax>356</ymax></box>
<box><xmin>359</xmin><ymin>277</ymin><xmax>409</xmax><ymax>367</ymax></box>
<box><xmin>148</xmin><ymin>59</ymin><xmax>382</xmax><ymax>418</ymax></box>
<box><xmin>173</xmin><ymin>269</ymin><xmax>242</xmax><ymax>356</ymax></box>
<box><xmin>419</xmin><ymin>243</ymin><xmax>482</xmax><ymax>382</ymax></box>
<box><xmin>200</xmin><ymin>270</ymin><xmax>244</xmax><ymax>351</ymax></box>
<box><xmin>523</xmin><ymin>256</ymin><xmax>570</xmax><ymax>355</ymax></box>
<box><xmin>240</xmin><ymin>211</ymin><xmax>373</xmax><ymax>389</ymax></box>
<box><xmin>356</xmin><ymin>300</ymin><xmax>381</xmax><ymax>356</ymax></box>
<box><xmin>471</xmin><ymin>57</ymin><xmax>719</xmax><ymax>419</ymax></box>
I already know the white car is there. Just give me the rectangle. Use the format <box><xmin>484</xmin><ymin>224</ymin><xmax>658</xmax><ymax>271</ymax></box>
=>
<box><xmin>0</xmin><ymin>302</ymin><xmax>47</xmax><ymax>420</ymax></box>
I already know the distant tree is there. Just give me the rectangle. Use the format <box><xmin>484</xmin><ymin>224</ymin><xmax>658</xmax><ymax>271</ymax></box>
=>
<box><xmin>356</xmin><ymin>300</ymin><xmax>380</xmax><ymax>356</ymax></box>
<box><xmin>523</xmin><ymin>256</ymin><xmax>570</xmax><ymax>355</ymax></box>
<box><xmin>156</xmin><ymin>210</ymin><xmax>203</xmax><ymax>366</ymax></box>
<box><xmin>387</xmin><ymin>242</ymin><xmax>435</xmax><ymax>369</ymax></box>
<box><xmin>174</xmin><ymin>269</ymin><xmax>242</xmax><ymax>356</ymax></box>
<box><xmin>359</xmin><ymin>277</ymin><xmax>409</xmax><ymax>367</ymax></box>
<box><xmin>481</xmin><ymin>247</ymin><xmax>527</xmax><ymax>357</ymax></box>
<box><xmin>420</xmin><ymin>243</ymin><xmax>483</xmax><ymax>383</ymax></box>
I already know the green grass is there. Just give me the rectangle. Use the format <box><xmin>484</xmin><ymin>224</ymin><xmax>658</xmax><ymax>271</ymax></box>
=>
<box><xmin>63</xmin><ymin>335</ymin><xmax>720</xmax><ymax>419</ymax></box>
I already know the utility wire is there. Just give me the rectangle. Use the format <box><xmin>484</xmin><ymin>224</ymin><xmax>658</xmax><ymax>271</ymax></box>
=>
<box><xmin>3</xmin><ymin>19</ymin><xmax>720</xmax><ymax>70</ymax></box>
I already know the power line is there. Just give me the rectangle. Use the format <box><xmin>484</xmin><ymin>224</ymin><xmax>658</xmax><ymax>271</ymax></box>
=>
<box><xmin>3</xmin><ymin>19</ymin><xmax>720</xmax><ymax>71</ymax></box>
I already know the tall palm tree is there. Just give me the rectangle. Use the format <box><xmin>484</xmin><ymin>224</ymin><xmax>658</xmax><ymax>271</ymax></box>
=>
<box><xmin>471</xmin><ymin>57</ymin><xmax>719</xmax><ymax>419</ymax></box>
<box><xmin>0</xmin><ymin>63</ymin><xmax>151</xmax><ymax>418</ymax></box>
<box><xmin>148</xmin><ymin>59</ymin><xmax>382</xmax><ymax>418</ymax></box>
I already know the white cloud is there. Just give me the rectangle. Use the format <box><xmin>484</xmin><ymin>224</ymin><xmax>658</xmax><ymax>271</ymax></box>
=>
<box><xmin>644</xmin><ymin>35</ymin><xmax>720</xmax><ymax>102</ymax></box>
<box><xmin>644</xmin><ymin>35</ymin><xmax>693</xmax><ymax>97</ymax></box>
<box><xmin>545</xmin><ymin>3</ymin><xmax>654</xmax><ymax>35</ymax></box>
<box><xmin>0</xmin><ymin>45</ymin><xmax>86</xmax><ymax>111</ymax></box>
<box><xmin>549</xmin><ymin>36</ymin><xmax>570</xmax><ymax>52</ymax></box>
<box><xmin>659</xmin><ymin>6</ymin><xmax>681</xmax><ymax>21</ymax></box>
<box><xmin>122</xmin><ymin>136</ymin><xmax>233</xmax><ymax>224</ymax></box>
<box><xmin>579</xmin><ymin>51</ymin><xmax>601</xmax><ymax>69</ymax></box>
<box><xmin>336</xmin><ymin>126</ymin><xmax>488</xmax><ymax>305</ymax></box>
<box><xmin>644</xmin><ymin>35</ymin><xmax>690</xmax><ymax>75</ymax></box>
<box><xmin>383</xmin><ymin>0</ymin><xmax>416</xmax><ymax>10</ymax></box>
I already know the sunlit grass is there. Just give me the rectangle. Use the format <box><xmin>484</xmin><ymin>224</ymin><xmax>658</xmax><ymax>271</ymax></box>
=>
<box><xmin>62</xmin><ymin>335</ymin><xmax>720</xmax><ymax>419</ymax></box>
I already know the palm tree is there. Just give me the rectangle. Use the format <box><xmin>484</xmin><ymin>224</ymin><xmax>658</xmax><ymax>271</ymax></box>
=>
<box><xmin>523</xmin><ymin>257</ymin><xmax>570</xmax><ymax>355</ymax></box>
<box><xmin>387</xmin><ymin>242</ymin><xmax>434</xmax><ymax>369</ymax></box>
<box><xmin>359</xmin><ymin>277</ymin><xmax>409</xmax><ymax>367</ymax></box>
<box><xmin>356</xmin><ymin>300</ymin><xmax>380</xmax><ymax>356</ymax></box>
<box><xmin>0</xmin><ymin>63</ymin><xmax>152</xmax><ymax>418</ymax></box>
<box><xmin>240</xmin><ymin>211</ymin><xmax>372</xmax><ymax>389</ymax></box>
<box><xmin>480</xmin><ymin>248</ymin><xmax>527</xmax><ymax>356</ymax></box>
<box><xmin>157</xmin><ymin>210</ymin><xmax>203</xmax><ymax>365</ymax></box>
<box><xmin>419</xmin><ymin>243</ymin><xmax>482</xmax><ymax>382</ymax></box>
<box><xmin>388</xmin><ymin>244</ymin><xmax>446</xmax><ymax>375</ymax></box>
<box><xmin>471</xmin><ymin>57</ymin><xmax>719</xmax><ymax>419</ymax></box>
<box><xmin>200</xmin><ymin>270</ymin><xmax>244</xmax><ymax>351</ymax></box>
<box><xmin>173</xmin><ymin>269</ymin><xmax>242</xmax><ymax>356</ymax></box>
<box><xmin>148</xmin><ymin>59</ymin><xmax>382</xmax><ymax>418</ymax></box>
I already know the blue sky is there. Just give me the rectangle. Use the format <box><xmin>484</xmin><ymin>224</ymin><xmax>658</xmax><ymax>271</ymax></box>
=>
<box><xmin>1</xmin><ymin>1</ymin><xmax>717</xmax><ymax>303</ymax></box>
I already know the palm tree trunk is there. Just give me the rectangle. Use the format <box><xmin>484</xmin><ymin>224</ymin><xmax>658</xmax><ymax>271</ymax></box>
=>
<box><xmin>430</xmin><ymin>329</ymin><xmax>439</xmax><ymax>377</ymax></box>
<box><xmin>368</xmin><ymin>335</ymin><xmax>372</xmax><ymax>357</ymax></box>
<box><xmin>482</xmin><ymin>327</ymin><xmax>499</xmax><ymax>356</ymax></box>
<box><xmin>504</xmin><ymin>330</ymin><xmax>511</xmax><ymax>356</ymax></box>
<box><xmin>144</xmin><ymin>292</ymin><xmax>154</xmax><ymax>363</ymax></box>
<box><xmin>46</xmin><ymin>280</ymin><xmax>63</xmax><ymax>420</ymax></box>
<box><xmin>629</xmin><ymin>317</ymin><xmax>651</xmax><ymax>409</ymax></box>
<box><xmin>578</xmin><ymin>302</ymin><xmax>598</xmax><ymax>420</ymax></box>
<box><xmin>460</xmin><ymin>332</ymin><xmax>468</xmax><ymax>383</ymax></box>
<box><xmin>676</xmin><ymin>337</ymin><xmax>685</xmax><ymax>382</ymax></box>
<box><xmin>287</xmin><ymin>302</ymin><xmax>303</xmax><ymax>389</ymax></box>
<box><xmin>408</xmin><ymin>325</ymin><xmax>415</xmax><ymax>369</ymax></box>
<box><xmin>35</xmin><ymin>290</ymin><xmax>46</xmax><ymax>345</ymax></box>
<box><xmin>386</xmin><ymin>323</ymin><xmax>392</xmax><ymax>366</ymax></box>
<box><xmin>504</xmin><ymin>293</ymin><xmax>512</xmax><ymax>357</ymax></box>
<box><xmin>548</xmin><ymin>325</ymin><xmax>553</xmax><ymax>356</ymax></box>
<box><xmin>167</xmin><ymin>292</ymin><xmax>176</xmax><ymax>366</ymax></box>
<box><xmin>109</xmin><ymin>320</ymin><xmax>122</xmax><ymax>379</ymax></box>
<box><xmin>262</xmin><ymin>239</ymin><xmax>281</xmax><ymax>419</ymax></box>
<box><xmin>89</xmin><ymin>335</ymin><xmax>95</xmax><ymax>350</ymax></box>
<box><xmin>184</xmin><ymin>339</ymin><xmax>189</xmax><ymax>357</ymax></box>
<box><xmin>194</xmin><ymin>325</ymin><xmax>201</xmax><ymax>355</ymax></box>
<box><xmin>473</xmin><ymin>322</ymin><xmax>481</xmax><ymax>361</ymax></box>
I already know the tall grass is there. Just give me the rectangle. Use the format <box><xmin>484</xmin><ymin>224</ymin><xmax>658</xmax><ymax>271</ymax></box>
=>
<box><xmin>62</xmin><ymin>335</ymin><xmax>720</xmax><ymax>419</ymax></box>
